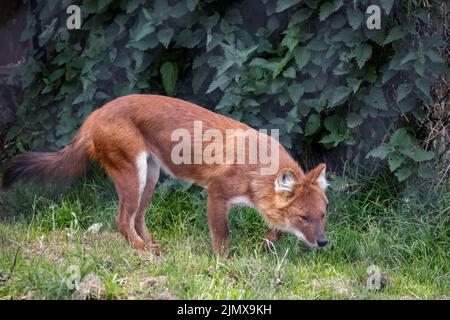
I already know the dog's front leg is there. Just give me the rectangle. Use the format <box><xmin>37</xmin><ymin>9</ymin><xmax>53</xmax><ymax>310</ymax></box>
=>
<box><xmin>207</xmin><ymin>190</ymin><xmax>230</xmax><ymax>257</ymax></box>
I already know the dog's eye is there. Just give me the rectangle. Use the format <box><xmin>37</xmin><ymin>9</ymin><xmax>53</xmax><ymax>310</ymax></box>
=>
<box><xmin>321</xmin><ymin>214</ymin><xmax>325</xmax><ymax>219</ymax></box>
<box><xmin>299</xmin><ymin>215</ymin><xmax>309</xmax><ymax>222</ymax></box>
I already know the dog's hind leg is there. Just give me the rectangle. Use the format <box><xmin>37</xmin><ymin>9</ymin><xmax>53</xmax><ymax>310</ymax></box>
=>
<box><xmin>110</xmin><ymin>151</ymin><xmax>149</xmax><ymax>251</ymax></box>
<box><xmin>134</xmin><ymin>155</ymin><xmax>161</xmax><ymax>253</ymax></box>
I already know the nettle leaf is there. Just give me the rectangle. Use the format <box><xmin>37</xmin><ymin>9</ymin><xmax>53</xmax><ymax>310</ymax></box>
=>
<box><xmin>314</xmin><ymin>72</ymin><xmax>327</xmax><ymax>90</ymax></box>
<box><xmin>48</xmin><ymin>68</ymin><xmax>65</xmax><ymax>82</ymax></box>
<box><xmin>132</xmin><ymin>50</ymin><xmax>144</xmax><ymax>70</ymax></box>
<box><xmin>157</xmin><ymin>28</ymin><xmax>174</xmax><ymax>48</ymax></box>
<box><xmin>276</xmin><ymin>0</ymin><xmax>301</xmax><ymax>13</ymax></box>
<box><xmin>289</xmin><ymin>8</ymin><xmax>313</xmax><ymax>26</ymax></box>
<box><xmin>380</xmin><ymin>0</ymin><xmax>394</xmax><ymax>14</ymax></box>
<box><xmin>384</xmin><ymin>26</ymin><xmax>407</xmax><ymax>45</ymax></box>
<box><xmin>302</xmin><ymin>98</ymin><xmax>326</xmax><ymax>113</ymax></box>
<box><xmin>160</xmin><ymin>62</ymin><xmax>178</xmax><ymax>96</ymax></box>
<box><xmin>177</xmin><ymin>29</ymin><xmax>203</xmax><ymax>48</ymax></box>
<box><xmin>305</xmin><ymin>113</ymin><xmax>321</xmax><ymax>136</ymax></box>
<box><xmin>250</xmin><ymin>58</ymin><xmax>274</xmax><ymax>70</ymax></box>
<box><xmin>98</xmin><ymin>0</ymin><xmax>114</xmax><ymax>11</ymax></box>
<box><xmin>354</xmin><ymin>44</ymin><xmax>372</xmax><ymax>68</ymax></box>
<box><xmin>288</xmin><ymin>83</ymin><xmax>305</xmax><ymax>104</ymax></box>
<box><xmin>282</xmin><ymin>67</ymin><xmax>296</xmax><ymax>78</ymax></box>
<box><xmin>381</xmin><ymin>69</ymin><xmax>398</xmax><ymax>85</ymax></box>
<box><xmin>303</xmin><ymin>0</ymin><xmax>319</xmax><ymax>9</ymax></box>
<box><xmin>325</xmin><ymin>114</ymin><xmax>345</xmax><ymax>133</ymax></box>
<box><xmin>206</xmin><ymin>74</ymin><xmax>232</xmax><ymax>94</ymax></box>
<box><xmin>216</xmin><ymin>92</ymin><xmax>242</xmax><ymax>110</ymax></box>
<box><xmin>363</xmin><ymin>88</ymin><xmax>388</xmax><ymax>110</ymax></box>
<box><xmin>403</xmin><ymin>147</ymin><xmax>435</xmax><ymax>162</ymax></box>
<box><xmin>347</xmin><ymin>78</ymin><xmax>362</xmax><ymax>93</ymax></box>
<box><xmin>414</xmin><ymin>60</ymin><xmax>425</xmax><ymax>77</ymax></box>
<box><xmin>396</xmin><ymin>83</ymin><xmax>413</xmax><ymax>102</ymax></box>
<box><xmin>346</xmin><ymin>7</ymin><xmax>363</xmax><ymax>30</ymax></box>
<box><xmin>330</xmin><ymin>86</ymin><xmax>352</xmax><ymax>106</ymax></box>
<box><xmin>192</xmin><ymin>68</ymin><xmax>208</xmax><ymax>93</ymax></box>
<box><xmin>367</xmin><ymin>144</ymin><xmax>390</xmax><ymax>159</ymax></box>
<box><xmin>307</xmin><ymin>37</ymin><xmax>328</xmax><ymax>51</ymax></box>
<box><xmin>272</xmin><ymin>52</ymin><xmax>293</xmax><ymax>78</ymax></box>
<box><xmin>293</xmin><ymin>47</ymin><xmax>311</xmax><ymax>70</ymax></box>
<box><xmin>330</xmin><ymin>14</ymin><xmax>346</xmax><ymax>29</ymax></box>
<box><xmin>126</xmin><ymin>0</ymin><xmax>142</xmax><ymax>13</ymax></box>
<box><xmin>388</xmin><ymin>154</ymin><xmax>405</xmax><ymax>172</ymax></box>
<box><xmin>333</xmin><ymin>27</ymin><xmax>353</xmax><ymax>43</ymax></box>
<box><xmin>320</xmin><ymin>115</ymin><xmax>348</xmax><ymax>147</ymax></box>
<box><xmin>333</xmin><ymin>63</ymin><xmax>349</xmax><ymax>76</ymax></box>
<box><xmin>170</xmin><ymin>2</ymin><xmax>188</xmax><ymax>18</ymax></box>
<box><xmin>154</xmin><ymin>0</ymin><xmax>169</xmax><ymax>13</ymax></box>
<box><xmin>346</xmin><ymin>112</ymin><xmax>363</xmax><ymax>128</ymax></box>
<box><xmin>399</xmin><ymin>97</ymin><xmax>416</xmax><ymax>113</ymax></box>
<box><xmin>267</xmin><ymin>16</ymin><xmax>280</xmax><ymax>32</ymax></box>
<box><xmin>400</xmin><ymin>52</ymin><xmax>418</xmax><ymax>65</ymax></box>
<box><xmin>415</xmin><ymin>78</ymin><xmax>432</xmax><ymax>102</ymax></box>
<box><xmin>134</xmin><ymin>25</ymin><xmax>155</xmax><ymax>42</ymax></box>
<box><xmin>38</xmin><ymin>27</ymin><xmax>54</xmax><ymax>47</ymax></box>
<box><xmin>394</xmin><ymin>166</ymin><xmax>413</xmax><ymax>182</ymax></box>
<box><xmin>114</xmin><ymin>14</ymin><xmax>128</xmax><ymax>34</ymax></box>
<box><xmin>281</xmin><ymin>33</ymin><xmax>299</xmax><ymax>52</ymax></box>
<box><xmin>364</xmin><ymin>66</ymin><xmax>377</xmax><ymax>83</ymax></box>
<box><xmin>365</xmin><ymin>28</ymin><xmax>385</xmax><ymax>46</ymax></box>
<box><xmin>390</xmin><ymin>128</ymin><xmax>412</xmax><ymax>147</ymax></box>
<box><xmin>186</xmin><ymin>0</ymin><xmax>199</xmax><ymax>12</ymax></box>
<box><xmin>418</xmin><ymin>166</ymin><xmax>436</xmax><ymax>179</ymax></box>
<box><xmin>127</xmin><ymin>37</ymin><xmax>159</xmax><ymax>51</ymax></box>
<box><xmin>426</xmin><ymin>50</ymin><xmax>445</xmax><ymax>64</ymax></box>
<box><xmin>301</xmin><ymin>79</ymin><xmax>317</xmax><ymax>93</ymax></box>
<box><xmin>319</xmin><ymin>0</ymin><xmax>343</xmax><ymax>21</ymax></box>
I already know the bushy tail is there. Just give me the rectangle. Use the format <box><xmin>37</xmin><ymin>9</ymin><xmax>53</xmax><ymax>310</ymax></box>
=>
<box><xmin>2</xmin><ymin>135</ymin><xmax>90</xmax><ymax>189</ymax></box>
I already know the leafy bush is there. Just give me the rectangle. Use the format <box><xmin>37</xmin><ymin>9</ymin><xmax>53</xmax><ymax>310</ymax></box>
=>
<box><xmin>7</xmin><ymin>0</ymin><xmax>448</xmax><ymax>182</ymax></box>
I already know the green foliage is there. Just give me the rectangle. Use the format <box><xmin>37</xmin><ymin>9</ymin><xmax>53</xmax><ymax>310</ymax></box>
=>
<box><xmin>160</xmin><ymin>62</ymin><xmax>178</xmax><ymax>96</ymax></box>
<box><xmin>8</xmin><ymin>0</ymin><xmax>447</xmax><ymax>182</ymax></box>
<box><xmin>367</xmin><ymin>128</ymin><xmax>435</xmax><ymax>181</ymax></box>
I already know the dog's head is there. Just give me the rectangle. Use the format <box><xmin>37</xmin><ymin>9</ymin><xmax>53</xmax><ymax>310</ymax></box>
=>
<box><xmin>262</xmin><ymin>164</ymin><xmax>329</xmax><ymax>248</ymax></box>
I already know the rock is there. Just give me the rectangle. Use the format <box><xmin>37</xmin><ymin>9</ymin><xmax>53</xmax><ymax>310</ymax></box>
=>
<box><xmin>141</xmin><ymin>276</ymin><xmax>167</xmax><ymax>288</ymax></box>
<box><xmin>0</xmin><ymin>271</ymin><xmax>7</xmax><ymax>284</ymax></box>
<box><xmin>87</xmin><ymin>223</ymin><xmax>103</xmax><ymax>234</ymax></box>
<box><xmin>72</xmin><ymin>273</ymin><xmax>106</xmax><ymax>300</ymax></box>
<box><xmin>20</xmin><ymin>291</ymin><xmax>37</xmax><ymax>300</ymax></box>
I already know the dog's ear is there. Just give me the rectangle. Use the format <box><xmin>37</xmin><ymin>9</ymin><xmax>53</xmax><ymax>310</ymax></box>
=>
<box><xmin>307</xmin><ymin>163</ymin><xmax>328</xmax><ymax>191</ymax></box>
<box><xmin>274</xmin><ymin>169</ymin><xmax>297</xmax><ymax>193</ymax></box>
<box><xmin>274</xmin><ymin>169</ymin><xmax>298</xmax><ymax>207</ymax></box>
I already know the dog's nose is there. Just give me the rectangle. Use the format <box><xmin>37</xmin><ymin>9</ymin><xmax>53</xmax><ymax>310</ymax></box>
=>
<box><xmin>317</xmin><ymin>239</ymin><xmax>328</xmax><ymax>248</ymax></box>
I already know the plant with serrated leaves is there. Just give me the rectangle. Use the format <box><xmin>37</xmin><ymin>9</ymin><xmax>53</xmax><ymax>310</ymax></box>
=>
<box><xmin>7</xmin><ymin>0</ymin><xmax>447</xmax><ymax>183</ymax></box>
<box><xmin>367</xmin><ymin>128</ymin><xmax>436</xmax><ymax>181</ymax></box>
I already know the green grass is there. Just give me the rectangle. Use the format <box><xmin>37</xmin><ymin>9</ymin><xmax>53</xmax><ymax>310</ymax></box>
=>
<box><xmin>0</xmin><ymin>169</ymin><xmax>448</xmax><ymax>299</ymax></box>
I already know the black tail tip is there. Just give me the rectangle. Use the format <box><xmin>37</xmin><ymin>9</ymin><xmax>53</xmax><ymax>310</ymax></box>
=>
<box><xmin>1</xmin><ymin>171</ymin><xmax>14</xmax><ymax>189</ymax></box>
<box><xmin>1</xmin><ymin>159</ymin><xmax>23</xmax><ymax>189</ymax></box>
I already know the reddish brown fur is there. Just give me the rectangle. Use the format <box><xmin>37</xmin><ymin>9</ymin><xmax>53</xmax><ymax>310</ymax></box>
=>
<box><xmin>2</xmin><ymin>95</ymin><xmax>329</xmax><ymax>256</ymax></box>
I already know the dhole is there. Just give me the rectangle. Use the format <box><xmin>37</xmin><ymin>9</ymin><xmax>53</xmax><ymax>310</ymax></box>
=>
<box><xmin>2</xmin><ymin>95</ymin><xmax>329</xmax><ymax>256</ymax></box>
